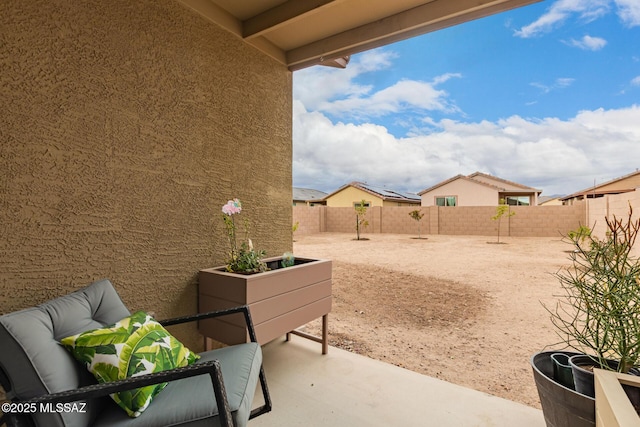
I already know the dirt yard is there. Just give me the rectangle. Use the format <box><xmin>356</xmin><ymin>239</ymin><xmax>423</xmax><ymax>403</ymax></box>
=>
<box><xmin>295</xmin><ymin>232</ymin><xmax>573</xmax><ymax>409</ymax></box>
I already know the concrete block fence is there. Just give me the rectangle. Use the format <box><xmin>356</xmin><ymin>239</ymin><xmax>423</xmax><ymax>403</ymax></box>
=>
<box><xmin>586</xmin><ymin>188</ymin><xmax>640</xmax><ymax>257</ymax></box>
<box><xmin>292</xmin><ymin>188</ymin><xmax>640</xmax><ymax>240</ymax></box>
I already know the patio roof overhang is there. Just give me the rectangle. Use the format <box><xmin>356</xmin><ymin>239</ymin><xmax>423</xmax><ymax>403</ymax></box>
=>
<box><xmin>178</xmin><ymin>0</ymin><xmax>542</xmax><ymax>71</ymax></box>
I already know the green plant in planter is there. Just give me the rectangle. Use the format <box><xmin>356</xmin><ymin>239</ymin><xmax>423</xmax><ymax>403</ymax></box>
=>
<box><xmin>281</xmin><ymin>252</ymin><xmax>295</xmax><ymax>268</ymax></box>
<box><xmin>545</xmin><ymin>206</ymin><xmax>640</xmax><ymax>373</ymax></box>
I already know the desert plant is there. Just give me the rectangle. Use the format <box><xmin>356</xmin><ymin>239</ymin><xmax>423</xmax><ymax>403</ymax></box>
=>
<box><xmin>409</xmin><ymin>209</ymin><xmax>425</xmax><ymax>238</ymax></box>
<box><xmin>545</xmin><ymin>206</ymin><xmax>640</xmax><ymax>373</ymax></box>
<box><xmin>491</xmin><ymin>199</ymin><xmax>515</xmax><ymax>243</ymax></box>
<box><xmin>292</xmin><ymin>221</ymin><xmax>299</xmax><ymax>242</ymax></box>
<box><xmin>355</xmin><ymin>199</ymin><xmax>369</xmax><ymax>240</ymax></box>
<box><xmin>567</xmin><ymin>225</ymin><xmax>592</xmax><ymax>243</ymax></box>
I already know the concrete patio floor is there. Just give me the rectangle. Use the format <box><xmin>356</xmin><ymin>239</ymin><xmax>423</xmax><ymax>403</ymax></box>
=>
<box><xmin>251</xmin><ymin>336</ymin><xmax>545</xmax><ymax>426</ymax></box>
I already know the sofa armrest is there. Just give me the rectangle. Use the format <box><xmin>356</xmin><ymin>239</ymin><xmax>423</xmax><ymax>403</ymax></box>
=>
<box><xmin>159</xmin><ymin>305</ymin><xmax>271</xmax><ymax>419</ymax></box>
<box><xmin>159</xmin><ymin>306</ymin><xmax>271</xmax><ymax>419</ymax></box>
<box><xmin>159</xmin><ymin>305</ymin><xmax>259</xmax><ymax>343</ymax></box>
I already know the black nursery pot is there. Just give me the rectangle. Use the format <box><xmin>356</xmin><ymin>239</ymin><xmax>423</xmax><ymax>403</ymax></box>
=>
<box><xmin>569</xmin><ymin>355</ymin><xmax>601</xmax><ymax>398</ymax></box>
<box><xmin>531</xmin><ymin>351</ymin><xmax>595</xmax><ymax>427</ymax></box>
<box><xmin>550</xmin><ymin>353</ymin><xmax>575</xmax><ymax>390</ymax></box>
<box><xmin>569</xmin><ymin>355</ymin><xmax>640</xmax><ymax>399</ymax></box>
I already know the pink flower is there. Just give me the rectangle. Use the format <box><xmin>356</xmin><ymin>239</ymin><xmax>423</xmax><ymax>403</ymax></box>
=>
<box><xmin>222</xmin><ymin>198</ymin><xmax>242</xmax><ymax>215</ymax></box>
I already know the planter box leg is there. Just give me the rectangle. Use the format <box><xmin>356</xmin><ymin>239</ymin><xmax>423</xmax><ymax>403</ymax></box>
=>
<box><xmin>287</xmin><ymin>314</ymin><xmax>330</xmax><ymax>355</ymax></box>
<box><xmin>322</xmin><ymin>314</ymin><xmax>328</xmax><ymax>355</ymax></box>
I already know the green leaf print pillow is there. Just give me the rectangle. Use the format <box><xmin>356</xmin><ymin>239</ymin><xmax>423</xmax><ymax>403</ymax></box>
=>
<box><xmin>60</xmin><ymin>311</ymin><xmax>199</xmax><ymax>417</ymax></box>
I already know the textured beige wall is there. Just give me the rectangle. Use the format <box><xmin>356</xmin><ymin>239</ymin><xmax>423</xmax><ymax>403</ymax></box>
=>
<box><xmin>326</xmin><ymin>186</ymin><xmax>381</xmax><ymax>207</ymax></box>
<box><xmin>381</xmin><ymin>200</ymin><xmax>420</xmax><ymax>207</ymax></box>
<box><xmin>421</xmin><ymin>180</ymin><xmax>499</xmax><ymax>206</ymax></box>
<box><xmin>0</xmin><ymin>0</ymin><xmax>292</xmax><ymax>350</ymax></box>
<box><xmin>596</xmin><ymin>174</ymin><xmax>640</xmax><ymax>193</ymax></box>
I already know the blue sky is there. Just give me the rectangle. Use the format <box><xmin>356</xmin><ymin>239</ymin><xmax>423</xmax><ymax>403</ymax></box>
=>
<box><xmin>292</xmin><ymin>0</ymin><xmax>640</xmax><ymax>197</ymax></box>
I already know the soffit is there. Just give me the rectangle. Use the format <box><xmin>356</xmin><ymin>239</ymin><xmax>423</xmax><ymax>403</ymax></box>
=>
<box><xmin>178</xmin><ymin>0</ymin><xmax>541</xmax><ymax>71</ymax></box>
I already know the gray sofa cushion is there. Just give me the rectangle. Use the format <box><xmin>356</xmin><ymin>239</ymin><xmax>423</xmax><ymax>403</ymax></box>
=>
<box><xmin>93</xmin><ymin>343</ymin><xmax>262</xmax><ymax>427</ymax></box>
<box><xmin>0</xmin><ymin>279</ymin><xmax>131</xmax><ymax>427</ymax></box>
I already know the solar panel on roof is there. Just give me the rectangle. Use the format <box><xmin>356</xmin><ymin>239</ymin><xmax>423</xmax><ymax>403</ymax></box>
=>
<box><xmin>360</xmin><ymin>184</ymin><xmax>420</xmax><ymax>200</ymax></box>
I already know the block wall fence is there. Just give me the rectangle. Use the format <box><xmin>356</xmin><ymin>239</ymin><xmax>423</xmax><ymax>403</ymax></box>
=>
<box><xmin>293</xmin><ymin>188</ymin><xmax>640</xmax><ymax>240</ymax></box>
<box><xmin>586</xmin><ymin>188</ymin><xmax>640</xmax><ymax>257</ymax></box>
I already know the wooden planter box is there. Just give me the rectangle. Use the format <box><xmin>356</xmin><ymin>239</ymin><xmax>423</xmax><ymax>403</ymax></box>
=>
<box><xmin>595</xmin><ymin>368</ymin><xmax>640</xmax><ymax>426</ymax></box>
<box><xmin>198</xmin><ymin>257</ymin><xmax>332</xmax><ymax>353</ymax></box>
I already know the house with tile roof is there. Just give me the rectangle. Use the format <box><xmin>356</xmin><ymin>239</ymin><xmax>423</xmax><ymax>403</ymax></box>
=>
<box><xmin>560</xmin><ymin>169</ymin><xmax>640</xmax><ymax>205</ymax></box>
<box><xmin>418</xmin><ymin>172</ymin><xmax>542</xmax><ymax>207</ymax></box>
<box><xmin>324</xmin><ymin>182</ymin><xmax>421</xmax><ymax>207</ymax></box>
<box><xmin>538</xmin><ymin>196</ymin><xmax>564</xmax><ymax>206</ymax></box>
<box><xmin>292</xmin><ymin>187</ymin><xmax>328</xmax><ymax>206</ymax></box>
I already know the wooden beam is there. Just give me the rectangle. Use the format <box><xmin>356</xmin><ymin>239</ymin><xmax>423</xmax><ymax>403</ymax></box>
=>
<box><xmin>177</xmin><ymin>0</ymin><xmax>288</xmax><ymax>65</ymax></box>
<box><xmin>246</xmin><ymin>37</ymin><xmax>287</xmax><ymax>65</ymax></box>
<box><xmin>243</xmin><ymin>0</ymin><xmax>339</xmax><ymax>39</ymax></box>
<box><xmin>177</xmin><ymin>0</ymin><xmax>242</xmax><ymax>37</ymax></box>
<box><xmin>287</xmin><ymin>0</ymin><xmax>541</xmax><ymax>70</ymax></box>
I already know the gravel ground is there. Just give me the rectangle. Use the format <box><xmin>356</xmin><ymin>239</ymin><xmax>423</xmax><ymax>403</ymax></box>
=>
<box><xmin>295</xmin><ymin>232</ymin><xmax>572</xmax><ymax>408</ymax></box>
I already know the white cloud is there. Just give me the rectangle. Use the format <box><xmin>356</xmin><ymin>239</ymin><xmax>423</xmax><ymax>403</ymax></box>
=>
<box><xmin>318</xmin><ymin>78</ymin><xmax>461</xmax><ymax>119</ymax></box>
<box><xmin>556</xmin><ymin>78</ymin><xmax>576</xmax><ymax>87</ymax></box>
<box><xmin>293</xmin><ymin>49</ymin><xmax>397</xmax><ymax>111</ymax></box>
<box><xmin>294</xmin><ymin>50</ymin><xmax>461</xmax><ymax>121</ymax></box>
<box><xmin>294</xmin><ymin>53</ymin><xmax>461</xmax><ymax>121</ymax></box>
<box><xmin>515</xmin><ymin>0</ymin><xmax>639</xmax><ymax>38</ymax></box>
<box><xmin>293</xmin><ymin>103</ymin><xmax>640</xmax><ymax>196</ymax></box>
<box><xmin>615</xmin><ymin>0</ymin><xmax>640</xmax><ymax>26</ymax></box>
<box><xmin>632</xmin><ymin>76</ymin><xmax>640</xmax><ymax>86</ymax></box>
<box><xmin>515</xmin><ymin>0</ymin><xmax>610</xmax><ymax>38</ymax></box>
<box><xmin>530</xmin><ymin>78</ymin><xmax>576</xmax><ymax>94</ymax></box>
<box><xmin>564</xmin><ymin>35</ymin><xmax>608</xmax><ymax>50</ymax></box>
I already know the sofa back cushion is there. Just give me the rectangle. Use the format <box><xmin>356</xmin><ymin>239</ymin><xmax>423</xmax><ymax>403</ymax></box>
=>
<box><xmin>0</xmin><ymin>279</ymin><xmax>130</xmax><ymax>427</ymax></box>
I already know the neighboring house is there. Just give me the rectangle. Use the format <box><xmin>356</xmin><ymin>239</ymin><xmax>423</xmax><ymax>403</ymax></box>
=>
<box><xmin>293</xmin><ymin>187</ymin><xmax>328</xmax><ymax>206</ymax></box>
<box><xmin>539</xmin><ymin>196</ymin><xmax>564</xmax><ymax>206</ymax></box>
<box><xmin>419</xmin><ymin>172</ymin><xmax>542</xmax><ymax>207</ymax></box>
<box><xmin>324</xmin><ymin>182</ymin><xmax>421</xmax><ymax>207</ymax></box>
<box><xmin>560</xmin><ymin>170</ymin><xmax>640</xmax><ymax>205</ymax></box>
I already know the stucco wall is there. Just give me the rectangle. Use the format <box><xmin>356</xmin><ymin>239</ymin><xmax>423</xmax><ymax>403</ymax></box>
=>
<box><xmin>421</xmin><ymin>180</ymin><xmax>499</xmax><ymax>206</ymax></box>
<box><xmin>381</xmin><ymin>200</ymin><xmax>420</xmax><ymax>207</ymax></box>
<box><xmin>326</xmin><ymin>186</ymin><xmax>381</xmax><ymax>207</ymax></box>
<box><xmin>596</xmin><ymin>174</ymin><xmax>640</xmax><ymax>193</ymax></box>
<box><xmin>0</xmin><ymin>0</ymin><xmax>292</xmax><ymax>350</ymax></box>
